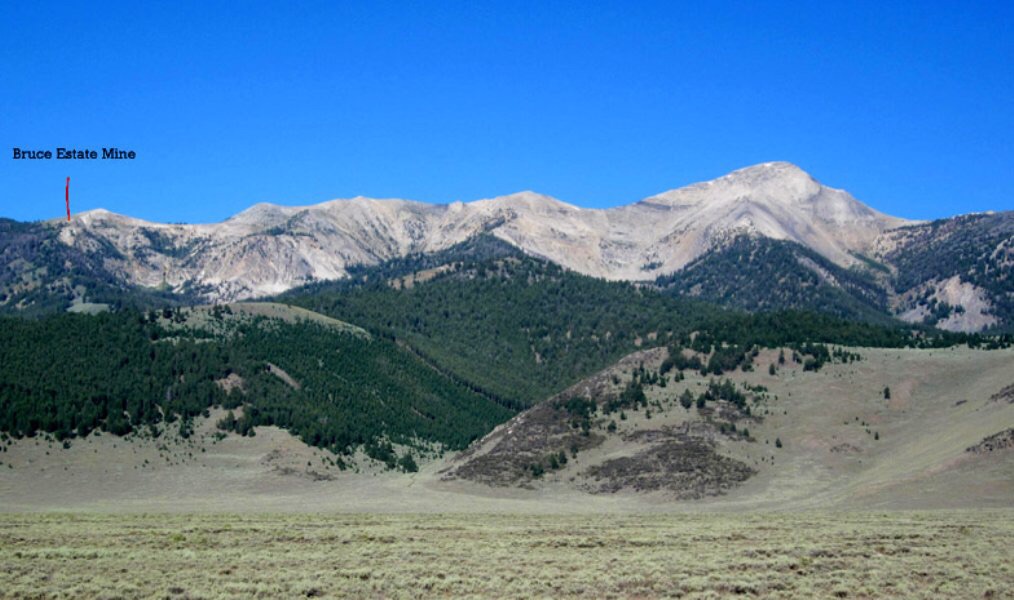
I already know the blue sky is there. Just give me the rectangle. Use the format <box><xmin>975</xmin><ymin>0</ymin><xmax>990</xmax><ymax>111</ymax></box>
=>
<box><xmin>2</xmin><ymin>1</ymin><xmax>1011</xmax><ymax>223</ymax></box>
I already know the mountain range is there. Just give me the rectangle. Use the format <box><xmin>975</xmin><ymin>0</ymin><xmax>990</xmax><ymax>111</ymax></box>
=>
<box><xmin>1</xmin><ymin>169</ymin><xmax>1011</xmax><ymax>508</ymax></box>
<box><xmin>2</xmin><ymin>161</ymin><xmax>1011</xmax><ymax>331</ymax></box>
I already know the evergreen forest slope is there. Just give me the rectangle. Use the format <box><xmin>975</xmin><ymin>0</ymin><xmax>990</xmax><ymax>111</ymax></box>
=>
<box><xmin>0</xmin><ymin>304</ymin><xmax>511</xmax><ymax>467</ymax></box>
<box><xmin>281</xmin><ymin>237</ymin><xmax>991</xmax><ymax>410</ymax></box>
<box><xmin>655</xmin><ymin>235</ymin><xmax>891</xmax><ymax>323</ymax></box>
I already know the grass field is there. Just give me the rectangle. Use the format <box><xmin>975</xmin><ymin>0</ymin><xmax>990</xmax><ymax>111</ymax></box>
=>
<box><xmin>1</xmin><ymin>511</ymin><xmax>1011</xmax><ymax>599</ymax></box>
<box><xmin>1</xmin><ymin>347</ymin><xmax>1010</xmax><ymax>598</ymax></box>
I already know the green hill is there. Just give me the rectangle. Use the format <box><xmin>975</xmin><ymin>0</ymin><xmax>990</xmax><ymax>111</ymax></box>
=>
<box><xmin>0</xmin><ymin>305</ymin><xmax>511</xmax><ymax>465</ymax></box>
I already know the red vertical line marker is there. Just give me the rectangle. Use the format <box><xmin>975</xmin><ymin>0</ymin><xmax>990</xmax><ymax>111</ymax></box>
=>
<box><xmin>65</xmin><ymin>177</ymin><xmax>71</xmax><ymax>221</ymax></box>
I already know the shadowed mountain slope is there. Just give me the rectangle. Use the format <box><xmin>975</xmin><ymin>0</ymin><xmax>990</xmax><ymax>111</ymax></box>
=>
<box><xmin>655</xmin><ymin>235</ymin><xmax>892</xmax><ymax>324</ymax></box>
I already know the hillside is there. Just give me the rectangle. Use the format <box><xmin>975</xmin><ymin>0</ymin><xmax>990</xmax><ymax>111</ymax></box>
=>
<box><xmin>873</xmin><ymin>211</ymin><xmax>1014</xmax><ymax>332</ymax></box>
<box><xmin>443</xmin><ymin>343</ymin><xmax>1014</xmax><ymax>509</ymax></box>
<box><xmin>655</xmin><ymin>234</ymin><xmax>892</xmax><ymax>323</ymax></box>
<box><xmin>0</xmin><ymin>303</ymin><xmax>512</xmax><ymax>466</ymax></box>
<box><xmin>1</xmin><ymin>344</ymin><xmax>1010</xmax><ymax>512</ymax></box>
<box><xmin>649</xmin><ymin>213</ymin><xmax>1014</xmax><ymax>332</ymax></box>
<box><xmin>1</xmin><ymin>234</ymin><xmax>1003</xmax><ymax>479</ymax></box>
<box><xmin>281</xmin><ymin>242</ymin><xmax>975</xmax><ymax>409</ymax></box>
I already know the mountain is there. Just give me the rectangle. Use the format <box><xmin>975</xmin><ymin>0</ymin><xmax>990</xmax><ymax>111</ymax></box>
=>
<box><xmin>0</xmin><ymin>218</ymin><xmax>198</xmax><ymax>317</ymax></box>
<box><xmin>0</xmin><ymin>239</ymin><xmax>1006</xmax><ymax>483</ymax></box>
<box><xmin>3</xmin><ymin>162</ymin><xmax>1010</xmax><ymax>331</ymax></box>
<box><xmin>1</xmin><ymin>242</ymin><xmax>978</xmax><ymax>462</ymax></box>
<box><xmin>655</xmin><ymin>234</ymin><xmax>892</xmax><ymax>324</ymax></box>
<box><xmin>872</xmin><ymin>212</ymin><xmax>1014</xmax><ymax>332</ymax></box>
<box><xmin>25</xmin><ymin>162</ymin><xmax>906</xmax><ymax>299</ymax></box>
<box><xmin>282</xmin><ymin>243</ymin><xmax>958</xmax><ymax>410</ymax></box>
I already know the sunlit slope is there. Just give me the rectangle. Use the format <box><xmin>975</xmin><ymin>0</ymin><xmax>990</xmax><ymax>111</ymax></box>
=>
<box><xmin>443</xmin><ymin>345</ymin><xmax>1014</xmax><ymax>510</ymax></box>
<box><xmin>0</xmin><ymin>345</ymin><xmax>1009</xmax><ymax>511</ymax></box>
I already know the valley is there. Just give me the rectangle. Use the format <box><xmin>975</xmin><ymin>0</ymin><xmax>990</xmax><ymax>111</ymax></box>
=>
<box><xmin>0</xmin><ymin>163</ymin><xmax>1010</xmax><ymax>600</ymax></box>
<box><xmin>2</xmin><ymin>344</ymin><xmax>1010</xmax><ymax>513</ymax></box>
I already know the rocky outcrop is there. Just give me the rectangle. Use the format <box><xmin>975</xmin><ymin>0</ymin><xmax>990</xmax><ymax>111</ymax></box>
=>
<box><xmin>966</xmin><ymin>429</ymin><xmax>1014</xmax><ymax>454</ymax></box>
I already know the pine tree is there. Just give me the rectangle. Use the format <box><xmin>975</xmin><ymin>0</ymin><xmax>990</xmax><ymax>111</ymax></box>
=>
<box><xmin>398</xmin><ymin>452</ymin><xmax>418</xmax><ymax>473</ymax></box>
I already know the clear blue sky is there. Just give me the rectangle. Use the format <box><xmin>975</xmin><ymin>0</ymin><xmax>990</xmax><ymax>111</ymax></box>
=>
<box><xmin>2</xmin><ymin>1</ymin><xmax>1012</xmax><ymax>223</ymax></box>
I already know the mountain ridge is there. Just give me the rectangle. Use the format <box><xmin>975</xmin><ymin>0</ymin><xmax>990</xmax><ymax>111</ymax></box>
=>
<box><xmin>45</xmin><ymin>162</ymin><xmax>914</xmax><ymax>298</ymax></box>
<box><xmin>6</xmin><ymin>162</ymin><xmax>1010</xmax><ymax>332</ymax></box>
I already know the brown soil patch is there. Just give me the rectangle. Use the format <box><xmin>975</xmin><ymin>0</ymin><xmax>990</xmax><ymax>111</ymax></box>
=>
<box><xmin>215</xmin><ymin>373</ymin><xmax>246</xmax><ymax>394</ymax></box>
<box><xmin>266</xmin><ymin>362</ymin><xmax>300</xmax><ymax>390</ymax></box>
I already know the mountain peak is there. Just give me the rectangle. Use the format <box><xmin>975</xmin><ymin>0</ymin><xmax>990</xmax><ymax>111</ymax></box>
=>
<box><xmin>65</xmin><ymin>208</ymin><xmax>156</xmax><ymax>228</ymax></box>
<box><xmin>647</xmin><ymin>161</ymin><xmax>822</xmax><ymax>207</ymax></box>
<box><xmin>723</xmin><ymin>161</ymin><xmax>815</xmax><ymax>184</ymax></box>
<box><xmin>474</xmin><ymin>191</ymin><xmax>579</xmax><ymax>212</ymax></box>
<box><xmin>732</xmin><ymin>160</ymin><xmax>808</xmax><ymax>173</ymax></box>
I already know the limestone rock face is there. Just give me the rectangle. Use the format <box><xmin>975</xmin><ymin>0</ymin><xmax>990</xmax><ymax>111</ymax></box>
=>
<box><xmin>55</xmin><ymin>162</ymin><xmax>914</xmax><ymax>301</ymax></box>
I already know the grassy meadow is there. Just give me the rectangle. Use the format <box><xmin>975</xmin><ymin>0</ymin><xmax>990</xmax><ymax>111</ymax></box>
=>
<box><xmin>1</xmin><ymin>511</ymin><xmax>1011</xmax><ymax>599</ymax></box>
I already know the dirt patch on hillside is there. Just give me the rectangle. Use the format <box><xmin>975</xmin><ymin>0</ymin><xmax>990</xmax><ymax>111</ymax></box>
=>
<box><xmin>215</xmin><ymin>373</ymin><xmax>246</xmax><ymax>394</ymax></box>
<box><xmin>266</xmin><ymin>362</ymin><xmax>300</xmax><ymax>390</ymax></box>
<box><xmin>388</xmin><ymin>265</ymin><xmax>453</xmax><ymax>289</ymax></box>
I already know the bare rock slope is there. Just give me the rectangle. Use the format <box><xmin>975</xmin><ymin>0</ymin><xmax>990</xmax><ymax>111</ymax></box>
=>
<box><xmin>55</xmin><ymin>162</ymin><xmax>911</xmax><ymax>301</ymax></box>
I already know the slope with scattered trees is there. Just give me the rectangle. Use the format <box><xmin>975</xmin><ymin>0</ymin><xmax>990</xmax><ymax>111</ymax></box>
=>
<box><xmin>0</xmin><ymin>219</ymin><xmax>197</xmax><ymax>317</ymax></box>
<box><xmin>875</xmin><ymin>212</ymin><xmax>1014</xmax><ymax>331</ymax></box>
